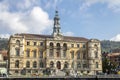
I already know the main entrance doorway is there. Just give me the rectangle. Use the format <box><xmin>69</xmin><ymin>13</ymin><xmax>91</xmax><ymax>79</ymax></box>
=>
<box><xmin>57</xmin><ymin>61</ymin><xmax>61</xmax><ymax>69</ymax></box>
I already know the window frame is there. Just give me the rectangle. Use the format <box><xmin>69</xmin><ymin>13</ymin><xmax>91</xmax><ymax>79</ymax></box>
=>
<box><xmin>16</xmin><ymin>48</ymin><xmax>20</xmax><ymax>56</ymax></box>
<box><xmin>33</xmin><ymin>61</ymin><xmax>37</xmax><ymax>68</ymax></box>
<box><xmin>27</xmin><ymin>41</ymin><xmax>30</xmax><ymax>46</ymax></box>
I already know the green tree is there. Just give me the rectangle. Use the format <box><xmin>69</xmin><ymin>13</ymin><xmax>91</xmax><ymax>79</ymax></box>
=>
<box><xmin>102</xmin><ymin>57</ymin><xmax>117</xmax><ymax>74</ymax></box>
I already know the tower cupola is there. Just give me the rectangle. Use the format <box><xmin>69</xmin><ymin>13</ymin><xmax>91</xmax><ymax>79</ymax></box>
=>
<box><xmin>52</xmin><ymin>10</ymin><xmax>62</xmax><ymax>38</ymax></box>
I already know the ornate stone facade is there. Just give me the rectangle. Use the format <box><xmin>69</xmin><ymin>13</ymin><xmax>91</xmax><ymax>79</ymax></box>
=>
<box><xmin>8</xmin><ymin>11</ymin><xmax>102</xmax><ymax>76</ymax></box>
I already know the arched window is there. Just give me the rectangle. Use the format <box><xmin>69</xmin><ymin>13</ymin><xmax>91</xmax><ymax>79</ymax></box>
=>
<box><xmin>15</xmin><ymin>60</ymin><xmax>19</xmax><ymax>68</ymax></box>
<box><xmin>40</xmin><ymin>61</ymin><xmax>44</xmax><ymax>68</ymax></box>
<box><xmin>49</xmin><ymin>42</ymin><xmax>54</xmax><ymax>57</ymax></box>
<box><xmin>71</xmin><ymin>51</ymin><xmax>74</xmax><ymax>58</ymax></box>
<box><xmin>64</xmin><ymin>62</ymin><xmax>69</xmax><ymax>68</ymax></box>
<box><xmin>50</xmin><ymin>42</ymin><xmax>54</xmax><ymax>47</ymax></box>
<box><xmin>77</xmin><ymin>51</ymin><xmax>80</xmax><ymax>59</ymax></box>
<box><xmin>63</xmin><ymin>43</ymin><xmax>67</xmax><ymax>58</ymax></box>
<box><xmin>57</xmin><ymin>61</ymin><xmax>61</xmax><ymax>69</ymax></box>
<box><xmin>50</xmin><ymin>61</ymin><xmax>54</xmax><ymax>68</ymax></box>
<box><xmin>94</xmin><ymin>44</ymin><xmax>97</xmax><ymax>47</ymax></box>
<box><xmin>16</xmin><ymin>40</ymin><xmax>20</xmax><ymax>46</ymax></box>
<box><xmin>56</xmin><ymin>43</ymin><xmax>61</xmax><ymax>57</ymax></box>
<box><xmin>63</xmin><ymin>43</ymin><xmax>67</xmax><ymax>49</ymax></box>
<box><xmin>96</xmin><ymin>62</ymin><xmax>99</xmax><ymax>68</ymax></box>
<box><xmin>33</xmin><ymin>61</ymin><xmax>37</xmax><ymax>68</ymax></box>
<box><xmin>26</xmin><ymin>61</ymin><xmax>30</xmax><ymax>68</ymax></box>
<box><xmin>57</xmin><ymin>43</ymin><xmax>60</xmax><ymax>47</ymax></box>
<box><xmin>94</xmin><ymin>44</ymin><xmax>98</xmax><ymax>50</ymax></box>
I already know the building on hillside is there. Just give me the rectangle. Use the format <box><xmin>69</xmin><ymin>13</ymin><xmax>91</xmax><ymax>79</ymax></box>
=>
<box><xmin>0</xmin><ymin>51</ymin><xmax>8</xmax><ymax>77</ymax></box>
<box><xmin>0</xmin><ymin>50</ymin><xmax>8</xmax><ymax>60</ymax></box>
<box><xmin>112</xmin><ymin>49</ymin><xmax>120</xmax><ymax>53</ymax></box>
<box><xmin>8</xmin><ymin>10</ymin><xmax>102</xmax><ymax>76</ymax></box>
<box><xmin>107</xmin><ymin>53</ymin><xmax>120</xmax><ymax>69</ymax></box>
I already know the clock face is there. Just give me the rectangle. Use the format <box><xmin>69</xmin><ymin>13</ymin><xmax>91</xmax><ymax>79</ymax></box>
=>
<box><xmin>56</xmin><ymin>36</ymin><xmax>60</xmax><ymax>39</ymax></box>
<box><xmin>54</xmin><ymin>33</ymin><xmax>63</xmax><ymax>40</ymax></box>
<box><xmin>55</xmin><ymin>35</ymin><xmax>62</xmax><ymax>40</ymax></box>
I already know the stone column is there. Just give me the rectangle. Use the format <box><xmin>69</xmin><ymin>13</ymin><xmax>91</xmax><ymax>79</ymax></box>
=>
<box><xmin>46</xmin><ymin>48</ymin><xmax>49</xmax><ymax>58</ymax></box>
<box><xmin>54</xmin><ymin>61</ymin><xmax>56</xmax><ymax>69</ymax></box>
<box><xmin>74</xmin><ymin>61</ymin><xmax>77</xmax><ymax>70</ymax></box>
<box><xmin>61</xmin><ymin>47</ymin><xmax>63</xmax><ymax>58</ymax></box>
<box><xmin>54</xmin><ymin>47</ymin><xmax>56</xmax><ymax>58</ymax></box>
<box><xmin>61</xmin><ymin>61</ymin><xmax>64</xmax><ymax>70</ymax></box>
<box><xmin>46</xmin><ymin>47</ymin><xmax>49</xmax><ymax>68</ymax></box>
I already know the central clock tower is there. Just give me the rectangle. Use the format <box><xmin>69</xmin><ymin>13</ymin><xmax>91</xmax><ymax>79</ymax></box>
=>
<box><xmin>52</xmin><ymin>10</ymin><xmax>63</xmax><ymax>40</ymax></box>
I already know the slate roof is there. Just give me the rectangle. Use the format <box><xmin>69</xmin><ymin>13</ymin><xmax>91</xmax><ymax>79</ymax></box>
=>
<box><xmin>16</xmin><ymin>33</ymin><xmax>89</xmax><ymax>42</ymax></box>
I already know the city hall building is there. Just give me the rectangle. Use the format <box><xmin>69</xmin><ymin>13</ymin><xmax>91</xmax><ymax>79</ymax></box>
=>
<box><xmin>8</xmin><ymin>11</ymin><xmax>102</xmax><ymax>76</ymax></box>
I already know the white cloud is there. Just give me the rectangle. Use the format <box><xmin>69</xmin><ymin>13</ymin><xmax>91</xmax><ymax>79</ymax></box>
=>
<box><xmin>17</xmin><ymin>0</ymin><xmax>36</xmax><ymax>9</ymax></box>
<box><xmin>22</xmin><ymin>6</ymin><xmax>53</xmax><ymax>34</ymax></box>
<box><xmin>110</xmin><ymin>34</ymin><xmax>120</xmax><ymax>41</ymax></box>
<box><xmin>107</xmin><ymin>0</ymin><xmax>120</xmax><ymax>12</ymax></box>
<box><xmin>0</xmin><ymin>34</ymin><xmax>10</xmax><ymax>38</ymax></box>
<box><xmin>42</xmin><ymin>0</ymin><xmax>63</xmax><ymax>10</ymax></box>
<box><xmin>0</xmin><ymin>11</ymin><xmax>28</xmax><ymax>33</ymax></box>
<box><xmin>0</xmin><ymin>0</ymin><xmax>53</xmax><ymax>35</ymax></box>
<box><xmin>80</xmin><ymin>0</ymin><xmax>120</xmax><ymax>12</ymax></box>
<box><xmin>64</xmin><ymin>31</ymin><xmax>74</xmax><ymax>36</ymax></box>
<box><xmin>80</xmin><ymin>0</ymin><xmax>99</xmax><ymax>11</ymax></box>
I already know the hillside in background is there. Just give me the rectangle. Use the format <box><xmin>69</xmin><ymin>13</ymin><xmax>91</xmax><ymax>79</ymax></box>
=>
<box><xmin>0</xmin><ymin>38</ymin><xmax>8</xmax><ymax>50</ymax></box>
<box><xmin>101</xmin><ymin>40</ymin><xmax>120</xmax><ymax>53</ymax></box>
<box><xmin>0</xmin><ymin>38</ymin><xmax>120</xmax><ymax>53</ymax></box>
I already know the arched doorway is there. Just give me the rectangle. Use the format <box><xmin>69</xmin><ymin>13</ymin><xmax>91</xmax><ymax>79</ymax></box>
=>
<box><xmin>57</xmin><ymin>61</ymin><xmax>61</xmax><ymax>69</ymax></box>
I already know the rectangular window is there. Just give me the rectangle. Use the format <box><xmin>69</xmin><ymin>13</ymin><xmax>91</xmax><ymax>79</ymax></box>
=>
<box><xmin>83</xmin><ymin>44</ymin><xmax>86</xmax><ymax>48</ymax></box>
<box><xmin>77</xmin><ymin>44</ymin><xmax>79</xmax><ymax>48</ymax></box>
<box><xmin>95</xmin><ymin>52</ymin><xmax>98</xmax><ymax>58</ymax></box>
<box><xmin>15</xmin><ymin>70</ymin><xmax>18</xmax><ymax>73</ymax></box>
<box><xmin>87</xmin><ymin>71</ymin><xmax>89</xmax><ymax>73</ymax></box>
<box><xmin>40</xmin><ymin>51</ymin><xmax>43</xmax><ymax>58</ymax></box>
<box><xmin>34</xmin><ymin>42</ymin><xmax>37</xmax><ymax>46</ymax></box>
<box><xmin>33</xmin><ymin>50</ymin><xmax>36</xmax><ymax>58</ymax></box>
<box><xmin>72</xmin><ymin>62</ymin><xmax>74</xmax><ymax>68</ymax></box>
<box><xmin>26</xmin><ymin>50</ymin><xmax>30</xmax><ymax>57</ymax></box>
<box><xmin>77</xmin><ymin>62</ymin><xmax>81</xmax><ymax>69</ymax></box>
<box><xmin>96</xmin><ymin>62</ymin><xmax>99</xmax><ymax>68</ymax></box>
<box><xmin>50</xmin><ymin>49</ymin><xmax>53</xmax><ymax>57</ymax></box>
<box><xmin>27</xmin><ymin>70</ymin><xmax>31</xmax><ymax>73</ymax></box>
<box><xmin>77</xmin><ymin>53</ymin><xmax>80</xmax><ymax>59</ymax></box>
<box><xmin>40</xmin><ymin>42</ymin><xmax>43</xmax><ymax>46</ymax></box>
<box><xmin>71</xmin><ymin>52</ymin><xmax>74</xmax><ymax>58</ymax></box>
<box><xmin>71</xmin><ymin>44</ymin><xmax>74</xmax><ymax>47</ymax></box>
<box><xmin>57</xmin><ymin>52</ymin><xmax>60</xmax><ymax>57</ymax></box>
<box><xmin>63</xmin><ymin>51</ymin><xmax>66</xmax><ymax>58</ymax></box>
<box><xmin>16</xmin><ymin>49</ymin><xmax>20</xmax><ymax>56</ymax></box>
<box><xmin>83</xmin><ymin>54</ymin><xmax>86</xmax><ymax>59</ymax></box>
<box><xmin>27</xmin><ymin>42</ymin><xmax>30</xmax><ymax>45</ymax></box>
<box><xmin>83</xmin><ymin>51</ymin><xmax>86</xmax><ymax>59</ymax></box>
<box><xmin>83</xmin><ymin>64</ymin><xmax>87</xmax><ymax>68</ymax></box>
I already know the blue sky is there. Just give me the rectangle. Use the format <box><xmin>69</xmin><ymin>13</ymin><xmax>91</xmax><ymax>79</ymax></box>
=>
<box><xmin>0</xmin><ymin>0</ymin><xmax>120</xmax><ymax>41</ymax></box>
